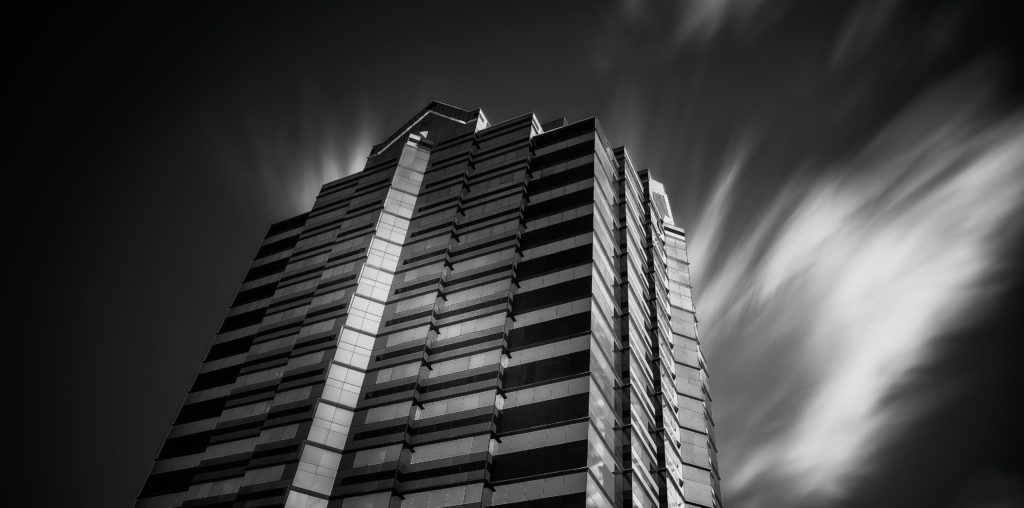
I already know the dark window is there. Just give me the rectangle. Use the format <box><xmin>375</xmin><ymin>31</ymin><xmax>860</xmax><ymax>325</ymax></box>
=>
<box><xmin>218</xmin><ymin>308</ymin><xmax>267</xmax><ymax>333</ymax></box>
<box><xmin>254</xmin><ymin>235</ymin><xmax>299</xmax><ymax>259</ymax></box>
<box><xmin>266</xmin><ymin>213</ymin><xmax>308</xmax><ymax>237</ymax></box>
<box><xmin>243</xmin><ymin>258</ymin><xmax>288</xmax><ymax>283</ymax></box>
<box><xmin>490</xmin><ymin>440</ymin><xmax>588</xmax><ymax>481</ymax></box>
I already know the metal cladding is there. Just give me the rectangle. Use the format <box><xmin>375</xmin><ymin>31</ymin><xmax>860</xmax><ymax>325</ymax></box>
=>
<box><xmin>136</xmin><ymin>102</ymin><xmax>721</xmax><ymax>508</ymax></box>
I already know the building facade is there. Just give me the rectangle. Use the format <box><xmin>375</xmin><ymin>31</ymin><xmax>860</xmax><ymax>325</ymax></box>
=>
<box><xmin>136</xmin><ymin>102</ymin><xmax>721</xmax><ymax>508</ymax></box>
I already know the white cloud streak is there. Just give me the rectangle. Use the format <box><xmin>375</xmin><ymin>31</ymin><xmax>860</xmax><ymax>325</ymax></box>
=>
<box><xmin>617</xmin><ymin>0</ymin><xmax>771</xmax><ymax>48</ymax></box>
<box><xmin>691</xmin><ymin>65</ymin><xmax>1024</xmax><ymax>506</ymax></box>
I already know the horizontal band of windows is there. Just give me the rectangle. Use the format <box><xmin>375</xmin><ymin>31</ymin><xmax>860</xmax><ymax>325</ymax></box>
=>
<box><xmin>491</xmin><ymin>489</ymin><xmax>587</xmax><ymax>508</ymax></box>
<box><xmin>457</xmin><ymin>203</ymin><xmax>521</xmax><ymax>232</ymax></box>
<box><xmin>530</xmin><ymin>141</ymin><xmax>594</xmax><ymax>177</ymax></box>
<box><xmin>409</xmin><ymin>200</ymin><xmax>458</xmax><ymax>226</ymax></box>
<box><xmin>428</xmin><ymin>330</ymin><xmax>505</xmax><ymax>358</ymax></box>
<box><xmin>174</xmin><ymin>396</ymin><xmax>228</xmax><ymax>425</ymax></box>
<box><xmin>507</xmin><ymin>313</ymin><xmax>589</xmax><ymax>350</ymax></box>
<box><xmin>254</xmin><ymin>235</ymin><xmax>299</xmax><ymax>260</ymax></box>
<box><xmin>439</xmin><ymin>266</ymin><xmax>516</xmax><ymax>298</ymax></box>
<box><xmin>474</xmin><ymin>128</ymin><xmax>532</xmax><ymax>155</ymax></box>
<box><xmin>307</xmin><ymin>197</ymin><xmax>351</xmax><ymax>224</ymax></box>
<box><xmin>231</xmin><ymin>281</ymin><xmax>278</xmax><ymax>308</ymax></box>
<box><xmin>435</xmin><ymin>296</ymin><xmax>509</xmax><ymax>323</ymax></box>
<box><xmin>533</xmin><ymin>116</ymin><xmax>595</xmax><ymax>146</ymax></box>
<box><xmin>503</xmin><ymin>375</ymin><xmax>591</xmax><ymax>415</ymax></box>
<box><xmin>531</xmin><ymin>181</ymin><xmax>594</xmax><ymax>216</ymax></box>
<box><xmin>464</xmin><ymin>163</ymin><xmax>523</xmax><ymax>191</ymax></box>
<box><xmin>523</xmin><ymin>188</ymin><xmax>593</xmax><ymax>223</ymax></box>
<box><xmin>528</xmin><ymin>160</ymin><xmax>592</xmax><ymax>195</ymax></box>
<box><xmin>393</xmin><ymin>256</ymin><xmax>445</xmax><ymax>283</ymax></box>
<box><xmin>494</xmin><ymin>421</ymin><xmax>590</xmax><ymax>462</ymax></box>
<box><xmin>419</xmin><ymin>371</ymin><xmax>499</xmax><ymax>397</ymax></box>
<box><xmin>459</xmin><ymin>185</ymin><xmax>524</xmax><ymax>215</ymax></box>
<box><xmin>472</xmin><ymin>151</ymin><xmax>530</xmax><ymax>180</ymax></box>
<box><xmin>512</xmin><ymin>297</ymin><xmax>589</xmax><ymax>332</ymax></box>
<box><xmin>475</xmin><ymin>123</ymin><xmax>531</xmax><ymax>151</ymax></box>
<box><xmin>205</xmin><ymin>334</ymin><xmax>255</xmax><ymax>362</ymax></box>
<box><xmin>519</xmin><ymin>215</ymin><xmax>593</xmax><ymax>249</ymax></box>
<box><xmin>335</xmin><ymin>468</ymin><xmax>404</xmax><ymax>488</ymax></box>
<box><xmin>319</xmin><ymin>157</ymin><xmax>395</xmax><ymax>191</ymax></box>
<box><xmin>533</xmin><ymin>132</ymin><xmax>595</xmax><ymax>160</ymax></box>
<box><xmin>391</xmin><ymin>274</ymin><xmax>443</xmax><ymax>296</ymax></box>
<box><xmin>398</xmin><ymin>458</ymin><xmax>488</xmax><ymax>483</ymax></box>
<box><xmin>343</xmin><ymin>195</ymin><xmax>388</xmax><ymax>220</ymax></box>
<box><xmin>158</xmin><ymin>430</ymin><xmax>211</xmax><ymax>460</ymax></box>
<box><xmin>446</xmin><ymin>240</ymin><xmax>516</xmax><ymax>269</ymax></box>
<box><xmin>138</xmin><ymin>469</ymin><xmax>192</xmax><ymax>498</ymax></box>
<box><xmin>472</xmin><ymin>143</ymin><xmax>531</xmax><ymax>172</ymax></box>
<box><xmin>191</xmin><ymin>364</ymin><xmax>242</xmax><ymax>392</ymax></box>
<box><xmin>408</xmin><ymin>217</ymin><xmax>455</xmax><ymax>239</ymax></box>
<box><xmin>490</xmin><ymin>440</ymin><xmax>587</xmax><ymax>482</ymax></box>
<box><xmin>511</xmin><ymin>278</ymin><xmax>591</xmax><ymax>316</ymax></box>
<box><xmin>421</xmin><ymin>171</ymin><xmax>466</xmax><ymax>195</ymax></box>
<box><xmin>314</xmin><ymin>181</ymin><xmax>357</xmax><ymax>203</ymax></box>
<box><xmin>243</xmin><ymin>258</ymin><xmax>288</xmax><ymax>283</ymax></box>
<box><xmin>410</xmin><ymin>412</ymin><xmax>493</xmax><ymax>437</ymax></box>
<box><xmin>361</xmin><ymin>381</ymin><xmax>418</xmax><ymax>401</ymax></box>
<box><xmin>435</xmin><ymin>313</ymin><xmax>507</xmax><ymax>344</ymax></box>
<box><xmin>423</xmin><ymin>151</ymin><xmax>469</xmax><ymax>174</ymax></box>
<box><xmin>431</xmin><ymin>129</ymin><xmax>476</xmax><ymax>150</ymax></box>
<box><xmin>250</xmin><ymin>250</ymin><xmax>292</xmax><ymax>273</ymax></box>
<box><xmin>445</xmin><ymin>235</ymin><xmax>519</xmax><ymax>266</ymax></box>
<box><xmin>400</xmin><ymin>245</ymin><xmax>449</xmax><ymax>267</ymax></box>
<box><xmin>452</xmin><ymin>226</ymin><xmax>518</xmax><ymax>252</ymax></box>
<box><xmin>530</xmin><ymin>155</ymin><xmax>595</xmax><ymax>189</ymax></box>
<box><xmin>441</xmin><ymin>276</ymin><xmax>512</xmax><ymax>307</ymax></box>
<box><xmin>199</xmin><ymin>351</ymin><xmax>247</xmax><ymax>378</ymax></box>
<box><xmin>464</xmin><ymin>163</ymin><xmax>526</xmax><ymax>190</ymax></box>
<box><xmin>323</xmin><ymin>177</ymin><xmax>391</xmax><ymax>207</ymax></box>
<box><xmin>503</xmin><ymin>350</ymin><xmax>589</xmax><ymax>390</ymax></box>
<box><xmin>239</xmin><ymin>274</ymin><xmax>284</xmax><ymax>297</ymax></box>
<box><xmin>264</xmin><ymin>212</ymin><xmax>308</xmax><ymax>238</ymax></box>
<box><xmin>349</xmin><ymin>423</ymin><xmax>407</xmax><ymax>443</ymax></box>
<box><xmin>382</xmin><ymin>307</ymin><xmax>434</xmax><ymax>328</ymax></box>
<box><xmin>369</xmin><ymin>336</ymin><xmax>431</xmax><ymax>363</ymax></box>
<box><xmin>423</xmin><ymin>151</ymin><xmax>470</xmax><ymax>175</ymax></box>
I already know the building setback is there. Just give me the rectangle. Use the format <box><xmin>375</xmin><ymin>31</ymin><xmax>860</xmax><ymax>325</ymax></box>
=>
<box><xmin>136</xmin><ymin>102</ymin><xmax>722</xmax><ymax>508</ymax></box>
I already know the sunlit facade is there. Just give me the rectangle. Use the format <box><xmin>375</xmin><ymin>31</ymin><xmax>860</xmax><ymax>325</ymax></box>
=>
<box><xmin>136</xmin><ymin>102</ymin><xmax>721</xmax><ymax>508</ymax></box>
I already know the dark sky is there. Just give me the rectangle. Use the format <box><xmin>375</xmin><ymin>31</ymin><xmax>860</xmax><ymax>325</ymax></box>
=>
<box><xmin>10</xmin><ymin>1</ymin><xmax>1024</xmax><ymax>507</ymax></box>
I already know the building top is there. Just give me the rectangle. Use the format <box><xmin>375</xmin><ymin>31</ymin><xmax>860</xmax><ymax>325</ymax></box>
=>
<box><xmin>649</xmin><ymin>178</ymin><xmax>675</xmax><ymax>226</ymax></box>
<box><xmin>369</xmin><ymin>101</ymin><xmax>489</xmax><ymax>158</ymax></box>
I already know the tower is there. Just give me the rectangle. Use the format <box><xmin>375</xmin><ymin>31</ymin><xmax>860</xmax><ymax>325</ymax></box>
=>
<box><xmin>136</xmin><ymin>102</ymin><xmax>721</xmax><ymax>508</ymax></box>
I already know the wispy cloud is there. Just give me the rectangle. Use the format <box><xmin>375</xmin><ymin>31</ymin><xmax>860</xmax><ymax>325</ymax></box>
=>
<box><xmin>691</xmin><ymin>63</ymin><xmax>1024</xmax><ymax>507</ymax></box>
<box><xmin>203</xmin><ymin>88</ymin><xmax>379</xmax><ymax>215</ymax></box>
<box><xmin>830</xmin><ymin>0</ymin><xmax>903</xmax><ymax>66</ymax></box>
<box><xmin>611</xmin><ymin>0</ymin><xmax>775</xmax><ymax>56</ymax></box>
<box><xmin>672</xmin><ymin>0</ymin><xmax>771</xmax><ymax>42</ymax></box>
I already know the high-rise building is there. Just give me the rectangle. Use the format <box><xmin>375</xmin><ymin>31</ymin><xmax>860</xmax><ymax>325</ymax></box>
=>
<box><xmin>136</xmin><ymin>102</ymin><xmax>721</xmax><ymax>508</ymax></box>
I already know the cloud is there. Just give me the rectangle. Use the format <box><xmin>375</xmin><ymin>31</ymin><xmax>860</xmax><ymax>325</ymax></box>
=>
<box><xmin>611</xmin><ymin>0</ymin><xmax>774</xmax><ymax>56</ymax></box>
<box><xmin>201</xmin><ymin>89</ymin><xmax>379</xmax><ymax>215</ymax></box>
<box><xmin>691</xmin><ymin>63</ymin><xmax>1024</xmax><ymax>507</ymax></box>
<box><xmin>673</xmin><ymin>0</ymin><xmax>770</xmax><ymax>42</ymax></box>
<box><xmin>830</xmin><ymin>0</ymin><xmax>903</xmax><ymax>66</ymax></box>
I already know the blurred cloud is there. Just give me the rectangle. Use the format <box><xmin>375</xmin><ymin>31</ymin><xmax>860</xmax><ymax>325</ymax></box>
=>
<box><xmin>202</xmin><ymin>87</ymin><xmax>379</xmax><ymax>216</ymax></box>
<box><xmin>612</xmin><ymin>0</ymin><xmax>775</xmax><ymax>57</ymax></box>
<box><xmin>691</xmin><ymin>62</ymin><xmax>1024</xmax><ymax>507</ymax></box>
<box><xmin>673</xmin><ymin>0</ymin><xmax>770</xmax><ymax>42</ymax></box>
<box><xmin>830</xmin><ymin>0</ymin><xmax>903</xmax><ymax>66</ymax></box>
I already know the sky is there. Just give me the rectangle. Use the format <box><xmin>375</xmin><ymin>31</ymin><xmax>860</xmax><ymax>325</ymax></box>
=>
<box><xmin>9</xmin><ymin>1</ymin><xmax>1024</xmax><ymax>507</ymax></box>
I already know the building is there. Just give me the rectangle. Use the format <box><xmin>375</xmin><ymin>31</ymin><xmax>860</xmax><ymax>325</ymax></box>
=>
<box><xmin>136</xmin><ymin>102</ymin><xmax>721</xmax><ymax>508</ymax></box>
